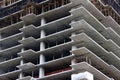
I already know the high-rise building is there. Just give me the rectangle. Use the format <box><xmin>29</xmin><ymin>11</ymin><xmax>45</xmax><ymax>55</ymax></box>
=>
<box><xmin>0</xmin><ymin>0</ymin><xmax>120</xmax><ymax>80</ymax></box>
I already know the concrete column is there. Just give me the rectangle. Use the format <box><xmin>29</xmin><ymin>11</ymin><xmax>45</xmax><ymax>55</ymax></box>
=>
<box><xmin>19</xmin><ymin>73</ymin><xmax>24</xmax><ymax>79</ymax></box>
<box><xmin>71</xmin><ymin>33</ymin><xmax>77</xmax><ymax>65</ymax></box>
<box><xmin>71</xmin><ymin>71</ymin><xmax>94</xmax><ymax>80</ymax></box>
<box><xmin>40</xmin><ymin>41</ymin><xmax>45</xmax><ymax>51</ymax></box>
<box><xmin>39</xmin><ymin>18</ymin><xmax>46</xmax><ymax>78</ymax></box>
<box><xmin>41</xmin><ymin>17</ymin><xmax>46</xmax><ymax>26</ymax></box>
<box><xmin>72</xmin><ymin>46</ymin><xmax>77</xmax><ymax>51</ymax></box>
<box><xmin>41</xmin><ymin>30</ymin><xmax>46</xmax><ymax>38</ymax></box>
<box><xmin>0</xmin><ymin>33</ymin><xmax>2</xmax><ymax>50</ymax></box>
<box><xmin>39</xmin><ymin>41</ymin><xmax>45</xmax><ymax>78</ymax></box>
<box><xmin>19</xmin><ymin>35</ymin><xmax>25</xmax><ymax>79</ymax></box>
<box><xmin>20</xmin><ymin>59</ymin><xmax>24</xmax><ymax>65</ymax></box>
<box><xmin>39</xmin><ymin>67</ymin><xmax>45</xmax><ymax>78</ymax></box>
<box><xmin>71</xmin><ymin>33</ymin><xmax>77</xmax><ymax>51</ymax></box>
<box><xmin>71</xmin><ymin>33</ymin><xmax>76</xmax><ymax>38</ymax></box>
<box><xmin>71</xmin><ymin>45</ymin><xmax>77</xmax><ymax>65</ymax></box>
<box><xmin>19</xmin><ymin>59</ymin><xmax>24</xmax><ymax>79</ymax></box>
<box><xmin>71</xmin><ymin>33</ymin><xmax>76</xmax><ymax>43</ymax></box>
<box><xmin>21</xmin><ymin>48</ymin><xmax>25</xmax><ymax>53</ymax></box>
<box><xmin>39</xmin><ymin>51</ymin><xmax>45</xmax><ymax>64</ymax></box>
<box><xmin>40</xmin><ymin>30</ymin><xmax>46</xmax><ymax>51</ymax></box>
<box><xmin>0</xmin><ymin>33</ymin><xmax>2</xmax><ymax>39</ymax></box>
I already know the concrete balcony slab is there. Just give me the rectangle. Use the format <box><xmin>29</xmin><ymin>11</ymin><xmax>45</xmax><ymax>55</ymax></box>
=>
<box><xmin>0</xmin><ymin>57</ymin><xmax>21</xmax><ymax>68</ymax></box>
<box><xmin>71</xmin><ymin>33</ymin><xmax>120</xmax><ymax>69</ymax></box>
<box><xmin>101</xmin><ymin>16</ymin><xmax>120</xmax><ymax>35</ymax></box>
<box><xmin>18</xmin><ymin>49</ymin><xmax>36</xmax><ymax>56</ymax></box>
<box><xmin>71</xmin><ymin>62</ymin><xmax>110</xmax><ymax>80</ymax></box>
<box><xmin>71</xmin><ymin>47</ymin><xmax>120</xmax><ymax>79</ymax></box>
<box><xmin>0</xmin><ymin>44</ymin><xmax>23</xmax><ymax>56</ymax></box>
<box><xmin>36</xmin><ymin>70</ymin><xmax>73</xmax><ymax>80</ymax></box>
<box><xmin>20</xmin><ymin>25</ymin><xmax>39</xmax><ymax>37</ymax></box>
<box><xmin>17</xmin><ymin>62</ymin><xmax>35</xmax><ymax>70</ymax></box>
<box><xmin>19</xmin><ymin>37</ymin><xmax>38</xmax><ymax>47</ymax></box>
<box><xmin>20</xmin><ymin>13</ymin><xmax>37</xmax><ymax>24</ymax></box>
<box><xmin>36</xmin><ymin>41</ymin><xmax>75</xmax><ymax>55</ymax></box>
<box><xmin>0</xmin><ymin>70</ymin><xmax>21</xmax><ymax>80</ymax></box>
<box><xmin>101</xmin><ymin>40</ymin><xmax>120</xmax><ymax>57</ymax></box>
<box><xmin>37</xmin><ymin>28</ymin><xmax>72</xmax><ymax>42</ymax></box>
<box><xmin>101</xmin><ymin>27</ymin><xmax>120</xmax><ymax>46</ymax></box>
<box><xmin>70</xmin><ymin>0</ymin><xmax>105</xmax><ymax>20</ymax></box>
<box><xmin>37</xmin><ymin>15</ymin><xmax>72</xmax><ymax>32</ymax></box>
<box><xmin>0</xmin><ymin>33</ymin><xmax>23</xmax><ymax>46</ymax></box>
<box><xmin>36</xmin><ymin>3</ymin><xmax>72</xmax><ymax>20</ymax></box>
<box><xmin>39</xmin><ymin>55</ymin><xmax>73</xmax><ymax>68</ymax></box>
<box><xmin>71</xmin><ymin>33</ymin><xmax>120</xmax><ymax>58</ymax></box>
<box><xmin>70</xmin><ymin>6</ymin><xmax>106</xmax><ymax>32</ymax></box>
<box><xmin>70</xmin><ymin>19</ymin><xmax>106</xmax><ymax>43</ymax></box>
<box><xmin>0</xmin><ymin>21</ymin><xmax>24</xmax><ymax>34</ymax></box>
<box><xmin>17</xmin><ymin>76</ymin><xmax>32</xmax><ymax>80</ymax></box>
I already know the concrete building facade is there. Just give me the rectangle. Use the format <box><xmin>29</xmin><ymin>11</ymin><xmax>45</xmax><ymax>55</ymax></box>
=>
<box><xmin>0</xmin><ymin>0</ymin><xmax>120</xmax><ymax>80</ymax></box>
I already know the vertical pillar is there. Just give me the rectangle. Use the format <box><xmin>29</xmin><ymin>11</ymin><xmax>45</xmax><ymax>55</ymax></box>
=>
<box><xmin>19</xmin><ymin>73</ymin><xmax>24</xmax><ymax>79</ymax></box>
<box><xmin>41</xmin><ymin>17</ymin><xmax>46</xmax><ymax>26</ymax></box>
<box><xmin>19</xmin><ymin>35</ymin><xmax>25</xmax><ymax>79</ymax></box>
<box><xmin>71</xmin><ymin>45</ymin><xmax>77</xmax><ymax>65</ymax></box>
<box><xmin>71</xmin><ymin>33</ymin><xmax>77</xmax><ymax>65</ymax></box>
<box><xmin>39</xmin><ymin>18</ymin><xmax>46</xmax><ymax>78</ymax></box>
<box><xmin>71</xmin><ymin>33</ymin><xmax>76</xmax><ymax>38</ymax></box>
<box><xmin>10</xmin><ymin>0</ymin><xmax>11</xmax><ymax>4</ymax></box>
<box><xmin>0</xmin><ymin>33</ymin><xmax>2</xmax><ymax>39</ymax></box>
<box><xmin>19</xmin><ymin>60</ymin><xmax>24</xmax><ymax>79</ymax></box>
<box><xmin>39</xmin><ymin>67</ymin><xmax>44</xmax><ymax>78</ymax></box>
<box><xmin>19</xmin><ymin>58</ymin><xmax>24</xmax><ymax>79</ymax></box>
<box><xmin>0</xmin><ymin>33</ymin><xmax>2</xmax><ymax>50</ymax></box>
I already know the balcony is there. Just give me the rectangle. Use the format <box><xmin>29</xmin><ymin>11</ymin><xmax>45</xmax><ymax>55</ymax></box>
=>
<box><xmin>71</xmin><ymin>62</ymin><xmax>110</xmax><ymax>80</ymax></box>
<box><xmin>17</xmin><ymin>76</ymin><xmax>32</xmax><ymax>80</ymax></box>
<box><xmin>17</xmin><ymin>62</ymin><xmax>36</xmax><ymax>70</ymax></box>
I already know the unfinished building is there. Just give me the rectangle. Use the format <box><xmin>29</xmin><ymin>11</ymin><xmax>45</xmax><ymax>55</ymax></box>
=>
<box><xmin>0</xmin><ymin>0</ymin><xmax>120</xmax><ymax>80</ymax></box>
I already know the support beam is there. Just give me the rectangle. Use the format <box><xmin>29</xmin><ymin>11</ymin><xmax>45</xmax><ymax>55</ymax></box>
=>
<box><xmin>71</xmin><ymin>33</ymin><xmax>77</xmax><ymax>65</ymax></box>
<box><xmin>39</xmin><ymin>52</ymin><xmax>45</xmax><ymax>64</ymax></box>
<box><xmin>19</xmin><ymin>59</ymin><xmax>24</xmax><ymax>79</ymax></box>
<box><xmin>39</xmin><ymin>67</ymin><xmax>45</xmax><ymax>78</ymax></box>
<box><xmin>71</xmin><ymin>45</ymin><xmax>77</xmax><ymax>65</ymax></box>
<box><xmin>19</xmin><ymin>35</ymin><xmax>25</xmax><ymax>79</ymax></box>
<box><xmin>0</xmin><ymin>33</ymin><xmax>2</xmax><ymax>50</ymax></box>
<box><xmin>39</xmin><ymin>18</ymin><xmax>46</xmax><ymax>78</ymax></box>
<box><xmin>41</xmin><ymin>17</ymin><xmax>46</xmax><ymax>26</ymax></box>
<box><xmin>0</xmin><ymin>33</ymin><xmax>2</xmax><ymax>39</ymax></box>
<box><xmin>19</xmin><ymin>73</ymin><xmax>24</xmax><ymax>79</ymax></box>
